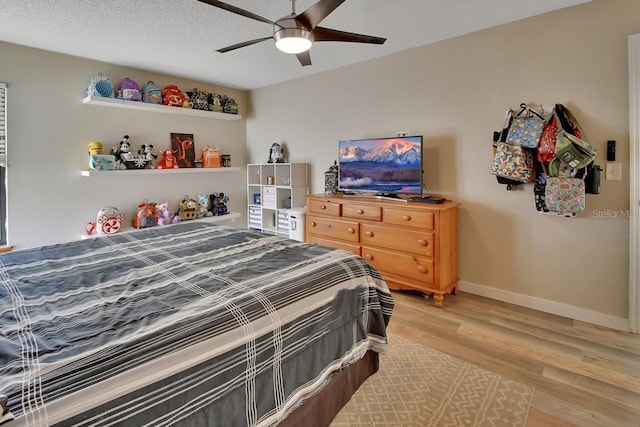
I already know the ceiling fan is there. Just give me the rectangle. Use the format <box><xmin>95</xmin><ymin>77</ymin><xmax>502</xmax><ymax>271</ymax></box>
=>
<box><xmin>198</xmin><ymin>0</ymin><xmax>386</xmax><ymax>66</ymax></box>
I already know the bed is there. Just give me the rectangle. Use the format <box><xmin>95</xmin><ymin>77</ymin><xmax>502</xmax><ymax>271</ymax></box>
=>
<box><xmin>0</xmin><ymin>222</ymin><xmax>393</xmax><ymax>426</ymax></box>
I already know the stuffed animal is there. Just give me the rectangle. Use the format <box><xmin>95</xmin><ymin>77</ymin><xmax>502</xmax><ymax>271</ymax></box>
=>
<box><xmin>156</xmin><ymin>202</ymin><xmax>180</xmax><ymax>226</ymax></box>
<box><xmin>157</xmin><ymin>150</ymin><xmax>179</xmax><ymax>169</ymax></box>
<box><xmin>112</xmin><ymin>135</ymin><xmax>133</xmax><ymax>169</ymax></box>
<box><xmin>196</xmin><ymin>194</ymin><xmax>213</xmax><ymax>218</ymax></box>
<box><xmin>141</xmin><ymin>143</ymin><xmax>158</xmax><ymax>168</ymax></box>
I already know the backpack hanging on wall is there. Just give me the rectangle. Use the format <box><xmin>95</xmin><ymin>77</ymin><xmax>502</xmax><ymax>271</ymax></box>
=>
<box><xmin>491</xmin><ymin>109</ymin><xmax>523</xmax><ymax>190</ymax></box>
<box><xmin>505</xmin><ymin>103</ymin><xmax>545</xmax><ymax>149</ymax></box>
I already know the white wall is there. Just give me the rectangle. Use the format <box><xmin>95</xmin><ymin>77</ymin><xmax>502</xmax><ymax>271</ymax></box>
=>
<box><xmin>0</xmin><ymin>42</ymin><xmax>249</xmax><ymax>248</ymax></box>
<box><xmin>247</xmin><ymin>0</ymin><xmax>640</xmax><ymax>326</ymax></box>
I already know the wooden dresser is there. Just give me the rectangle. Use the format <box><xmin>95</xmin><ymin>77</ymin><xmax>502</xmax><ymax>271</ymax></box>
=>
<box><xmin>305</xmin><ymin>194</ymin><xmax>459</xmax><ymax>307</ymax></box>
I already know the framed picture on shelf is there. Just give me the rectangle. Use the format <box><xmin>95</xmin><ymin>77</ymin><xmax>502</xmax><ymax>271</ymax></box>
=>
<box><xmin>170</xmin><ymin>132</ymin><xmax>195</xmax><ymax>168</ymax></box>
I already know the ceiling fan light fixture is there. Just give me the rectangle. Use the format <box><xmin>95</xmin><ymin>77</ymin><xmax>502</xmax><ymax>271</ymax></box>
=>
<box><xmin>274</xmin><ymin>28</ymin><xmax>313</xmax><ymax>54</ymax></box>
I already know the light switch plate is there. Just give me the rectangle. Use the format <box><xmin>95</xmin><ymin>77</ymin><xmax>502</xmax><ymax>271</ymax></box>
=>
<box><xmin>606</xmin><ymin>163</ymin><xmax>622</xmax><ymax>181</ymax></box>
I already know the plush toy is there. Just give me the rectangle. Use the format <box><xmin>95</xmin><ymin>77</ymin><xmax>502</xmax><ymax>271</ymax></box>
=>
<box><xmin>141</xmin><ymin>143</ymin><xmax>158</xmax><ymax>168</ymax></box>
<box><xmin>196</xmin><ymin>194</ymin><xmax>213</xmax><ymax>218</ymax></box>
<box><xmin>157</xmin><ymin>150</ymin><xmax>179</xmax><ymax>169</ymax></box>
<box><xmin>156</xmin><ymin>202</ymin><xmax>180</xmax><ymax>226</ymax></box>
<box><xmin>112</xmin><ymin>135</ymin><xmax>133</xmax><ymax>169</ymax></box>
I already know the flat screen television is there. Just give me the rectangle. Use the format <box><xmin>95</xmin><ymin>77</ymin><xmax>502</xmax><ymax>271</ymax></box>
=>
<box><xmin>338</xmin><ymin>135</ymin><xmax>423</xmax><ymax>197</ymax></box>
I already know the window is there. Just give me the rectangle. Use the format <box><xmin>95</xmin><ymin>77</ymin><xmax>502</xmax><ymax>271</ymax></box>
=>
<box><xmin>0</xmin><ymin>83</ymin><xmax>6</xmax><ymax>245</ymax></box>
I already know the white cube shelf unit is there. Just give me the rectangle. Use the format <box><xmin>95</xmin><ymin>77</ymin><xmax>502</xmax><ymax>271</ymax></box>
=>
<box><xmin>247</xmin><ymin>163</ymin><xmax>308</xmax><ymax>237</ymax></box>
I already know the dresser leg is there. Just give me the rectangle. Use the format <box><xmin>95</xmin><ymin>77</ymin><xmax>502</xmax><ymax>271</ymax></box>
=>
<box><xmin>433</xmin><ymin>293</ymin><xmax>444</xmax><ymax>307</ymax></box>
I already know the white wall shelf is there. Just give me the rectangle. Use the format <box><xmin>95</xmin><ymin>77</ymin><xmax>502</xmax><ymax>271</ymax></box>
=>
<box><xmin>83</xmin><ymin>95</ymin><xmax>242</xmax><ymax>120</ymax></box>
<box><xmin>81</xmin><ymin>167</ymin><xmax>240</xmax><ymax>177</ymax></box>
<box><xmin>82</xmin><ymin>211</ymin><xmax>240</xmax><ymax>239</ymax></box>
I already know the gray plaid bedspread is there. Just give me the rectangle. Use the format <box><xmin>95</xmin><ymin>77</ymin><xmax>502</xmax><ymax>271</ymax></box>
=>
<box><xmin>0</xmin><ymin>222</ymin><xmax>393</xmax><ymax>426</ymax></box>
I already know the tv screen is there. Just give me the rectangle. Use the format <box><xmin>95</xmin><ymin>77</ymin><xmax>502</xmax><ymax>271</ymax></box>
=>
<box><xmin>338</xmin><ymin>136</ymin><xmax>423</xmax><ymax>196</ymax></box>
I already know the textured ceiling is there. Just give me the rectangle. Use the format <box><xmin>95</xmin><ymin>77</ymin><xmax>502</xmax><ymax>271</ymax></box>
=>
<box><xmin>0</xmin><ymin>0</ymin><xmax>590</xmax><ymax>90</ymax></box>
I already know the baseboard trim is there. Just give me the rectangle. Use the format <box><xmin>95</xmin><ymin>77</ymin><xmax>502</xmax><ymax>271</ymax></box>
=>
<box><xmin>458</xmin><ymin>280</ymin><xmax>629</xmax><ymax>332</ymax></box>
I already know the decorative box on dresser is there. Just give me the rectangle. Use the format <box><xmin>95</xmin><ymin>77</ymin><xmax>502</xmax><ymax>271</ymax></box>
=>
<box><xmin>305</xmin><ymin>194</ymin><xmax>459</xmax><ymax>307</ymax></box>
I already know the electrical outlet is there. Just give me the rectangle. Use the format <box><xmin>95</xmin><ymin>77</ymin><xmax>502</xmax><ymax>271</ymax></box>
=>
<box><xmin>606</xmin><ymin>163</ymin><xmax>622</xmax><ymax>181</ymax></box>
<box><xmin>396</xmin><ymin>131</ymin><xmax>410</xmax><ymax>137</ymax></box>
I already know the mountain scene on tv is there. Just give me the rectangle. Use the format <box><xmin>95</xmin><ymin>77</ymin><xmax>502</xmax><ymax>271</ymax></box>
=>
<box><xmin>339</xmin><ymin>138</ymin><xmax>422</xmax><ymax>193</ymax></box>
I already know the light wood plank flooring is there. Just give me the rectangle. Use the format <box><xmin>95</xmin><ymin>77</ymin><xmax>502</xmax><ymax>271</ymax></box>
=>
<box><xmin>387</xmin><ymin>290</ymin><xmax>640</xmax><ymax>427</ymax></box>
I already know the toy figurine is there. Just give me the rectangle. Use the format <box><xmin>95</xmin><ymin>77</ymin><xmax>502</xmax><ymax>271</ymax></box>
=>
<box><xmin>141</xmin><ymin>143</ymin><xmax>158</xmax><ymax>168</ymax></box>
<box><xmin>268</xmin><ymin>143</ymin><xmax>284</xmax><ymax>163</ymax></box>
<box><xmin>112</xmin><ymin>135</ymin><xmax>133</xmax><ymax>169</ymax></box>
<box><xmin>157</xmin><ymin>150</ymin><xmax>179</xmax><ymax>169</ymax></box>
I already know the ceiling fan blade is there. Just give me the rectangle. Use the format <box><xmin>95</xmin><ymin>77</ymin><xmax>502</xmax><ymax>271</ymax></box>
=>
<box><xmin>296</xmin><ymin>51</ymin><xmax>312</xmax><ymax>66</ymax></box>
<box><xmin>296</xmin><ymin>0</ymin><xmax>346</xmax><ymax>30</ymax></box>
<box><xmin>198</xmin><ymin>0</ymin><xmax>275</xmax><ymax>25</ymax></box>
<box><xmin>217</xmin><ymin>37</ymin><xmax>273</xmax><ymax>53</ymax></box>
<box><xmin>312</xmin><ymin>26</ymin><xmax>386</xmax><ymax>44</ymax></box>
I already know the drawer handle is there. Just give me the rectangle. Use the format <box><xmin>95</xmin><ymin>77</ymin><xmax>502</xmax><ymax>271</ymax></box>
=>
<box><xmin>364</xmin><ymin>253</ymin><xmax>373</xmax><ymax>261</ymax></box>
<box><xmin>320</xmin><ymin>205</ymin><xmax>327</xmax><ymax>210</ymax></box>
<box><xmin>417</xmin><ymin>266</ymin><xmax>428</xmax><ymax>274</ymax></box>
<box><xmin>418</xmin><ymin>239</ymin><xmax>427</xmax><ymax>246</ymax></box>
<box><xmin>347</xmin><ymin>227</ymin><xmax>355</xmax><ymax>234</ymax></box>
<box><xmin>357</xmin><ymin>209</ymin><xmax>364</xmax><ymax>214</ymax></box>
<box><xmin>310</xmin><ymin>222</ymin><xmax>317</xmax><ymax>227</ymax></box>
<box><xmin>402</xmin><ymin>215</ymin><xmax>411</xmax><ymax>221</ymax></box>
<box><xmin>365</xmin><ymin>231</ymin><xmax>373</xmax><ymax>237</ymax></box>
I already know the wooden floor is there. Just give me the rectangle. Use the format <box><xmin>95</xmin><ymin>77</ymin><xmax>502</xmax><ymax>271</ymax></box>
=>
<box><xmin>387</xmin><ymin>290</ymin><xmax>640</xmax><ymax>427</ymax></box>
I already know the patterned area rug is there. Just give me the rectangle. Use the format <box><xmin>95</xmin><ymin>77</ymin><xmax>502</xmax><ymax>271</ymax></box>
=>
<box><xmin>331</xmin><ymin>334</ymin><xmax>533</xmax><ymax>427</ymax></box>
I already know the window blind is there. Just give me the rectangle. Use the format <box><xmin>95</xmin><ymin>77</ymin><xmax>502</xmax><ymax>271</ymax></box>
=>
<box><xmin>0</xmin><ymin>83</ymin><xmax>5</xmax><ymax>167</ymax></box>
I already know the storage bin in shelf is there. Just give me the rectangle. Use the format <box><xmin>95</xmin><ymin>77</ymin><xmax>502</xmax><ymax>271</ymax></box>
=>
<box><xmin>83</xmin><ymin>95</ymin><xmax>242</xmax><ymax>120</ymax></box>
<box><xmin>81</xmin><ymin>167</ymin><xmax>240</xmax><ymax>177</ymax></box>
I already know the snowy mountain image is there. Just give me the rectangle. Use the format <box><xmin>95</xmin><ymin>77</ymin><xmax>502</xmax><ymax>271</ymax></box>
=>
<box><xmin>339</xmin><ymin>138</ymin><xmax>421</xmax><ymax>165</ymax></box>
<box><xmin>338</xmin><ymin>137</ymin><xmax>422</xmax><ymax>194</ymax></box>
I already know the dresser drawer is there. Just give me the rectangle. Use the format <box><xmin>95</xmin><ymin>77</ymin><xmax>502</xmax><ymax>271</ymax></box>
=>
<box><xmin>361</xmin><ymin>223</ymin><xmax>434</xmax><ymax>257</ymax></box>
<box><xmin>383</xmin><ymin>207</ymin><xmax>434</xmax><ymax>230</ymax></box>
<box><xmin>308</xmin><ymin>199</ymin><xmax>341</xmax><ymax>216</ymax></box>
<box><xmin>342</xmin><ymin>203</ymin><xmax>382</xmax><ymax>221</ymax></box>
<box><xmin>307</xmin><ymin>236</ymin><xmax>360</xmax><ymax>256</ymax></box>
<box><xmin>361</xmin><ymin>246</ymin><xmax>434</xmax><ymax>285</ymax></box>
<box><xmin>307</xmin><ymin>215</ymin><xmax>359</xmax><ymax>243</ymax></box>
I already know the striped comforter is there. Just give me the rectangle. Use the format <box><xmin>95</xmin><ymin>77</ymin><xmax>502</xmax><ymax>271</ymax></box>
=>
<box><xmin>0</xmin><ymin>222</ymin><xmax>393</xmax><ymax>427</ymax></box>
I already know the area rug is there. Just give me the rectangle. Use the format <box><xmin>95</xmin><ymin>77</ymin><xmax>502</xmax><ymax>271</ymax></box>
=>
<box><xmin>331</xmin><ymin>334</ymin><xmax>533</xmax><ymax>427</ymax></box>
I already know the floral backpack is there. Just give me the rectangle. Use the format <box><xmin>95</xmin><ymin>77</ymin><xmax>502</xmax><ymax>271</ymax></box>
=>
<box><xmin>189</xmin><ymin>88</ymin><xmax>209</xmax><ymax>110</ymax></box>
<box><xmin>142</xmin><ymin>81</ymin><xmax>162</xmax><ymax>104</ymax></box>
